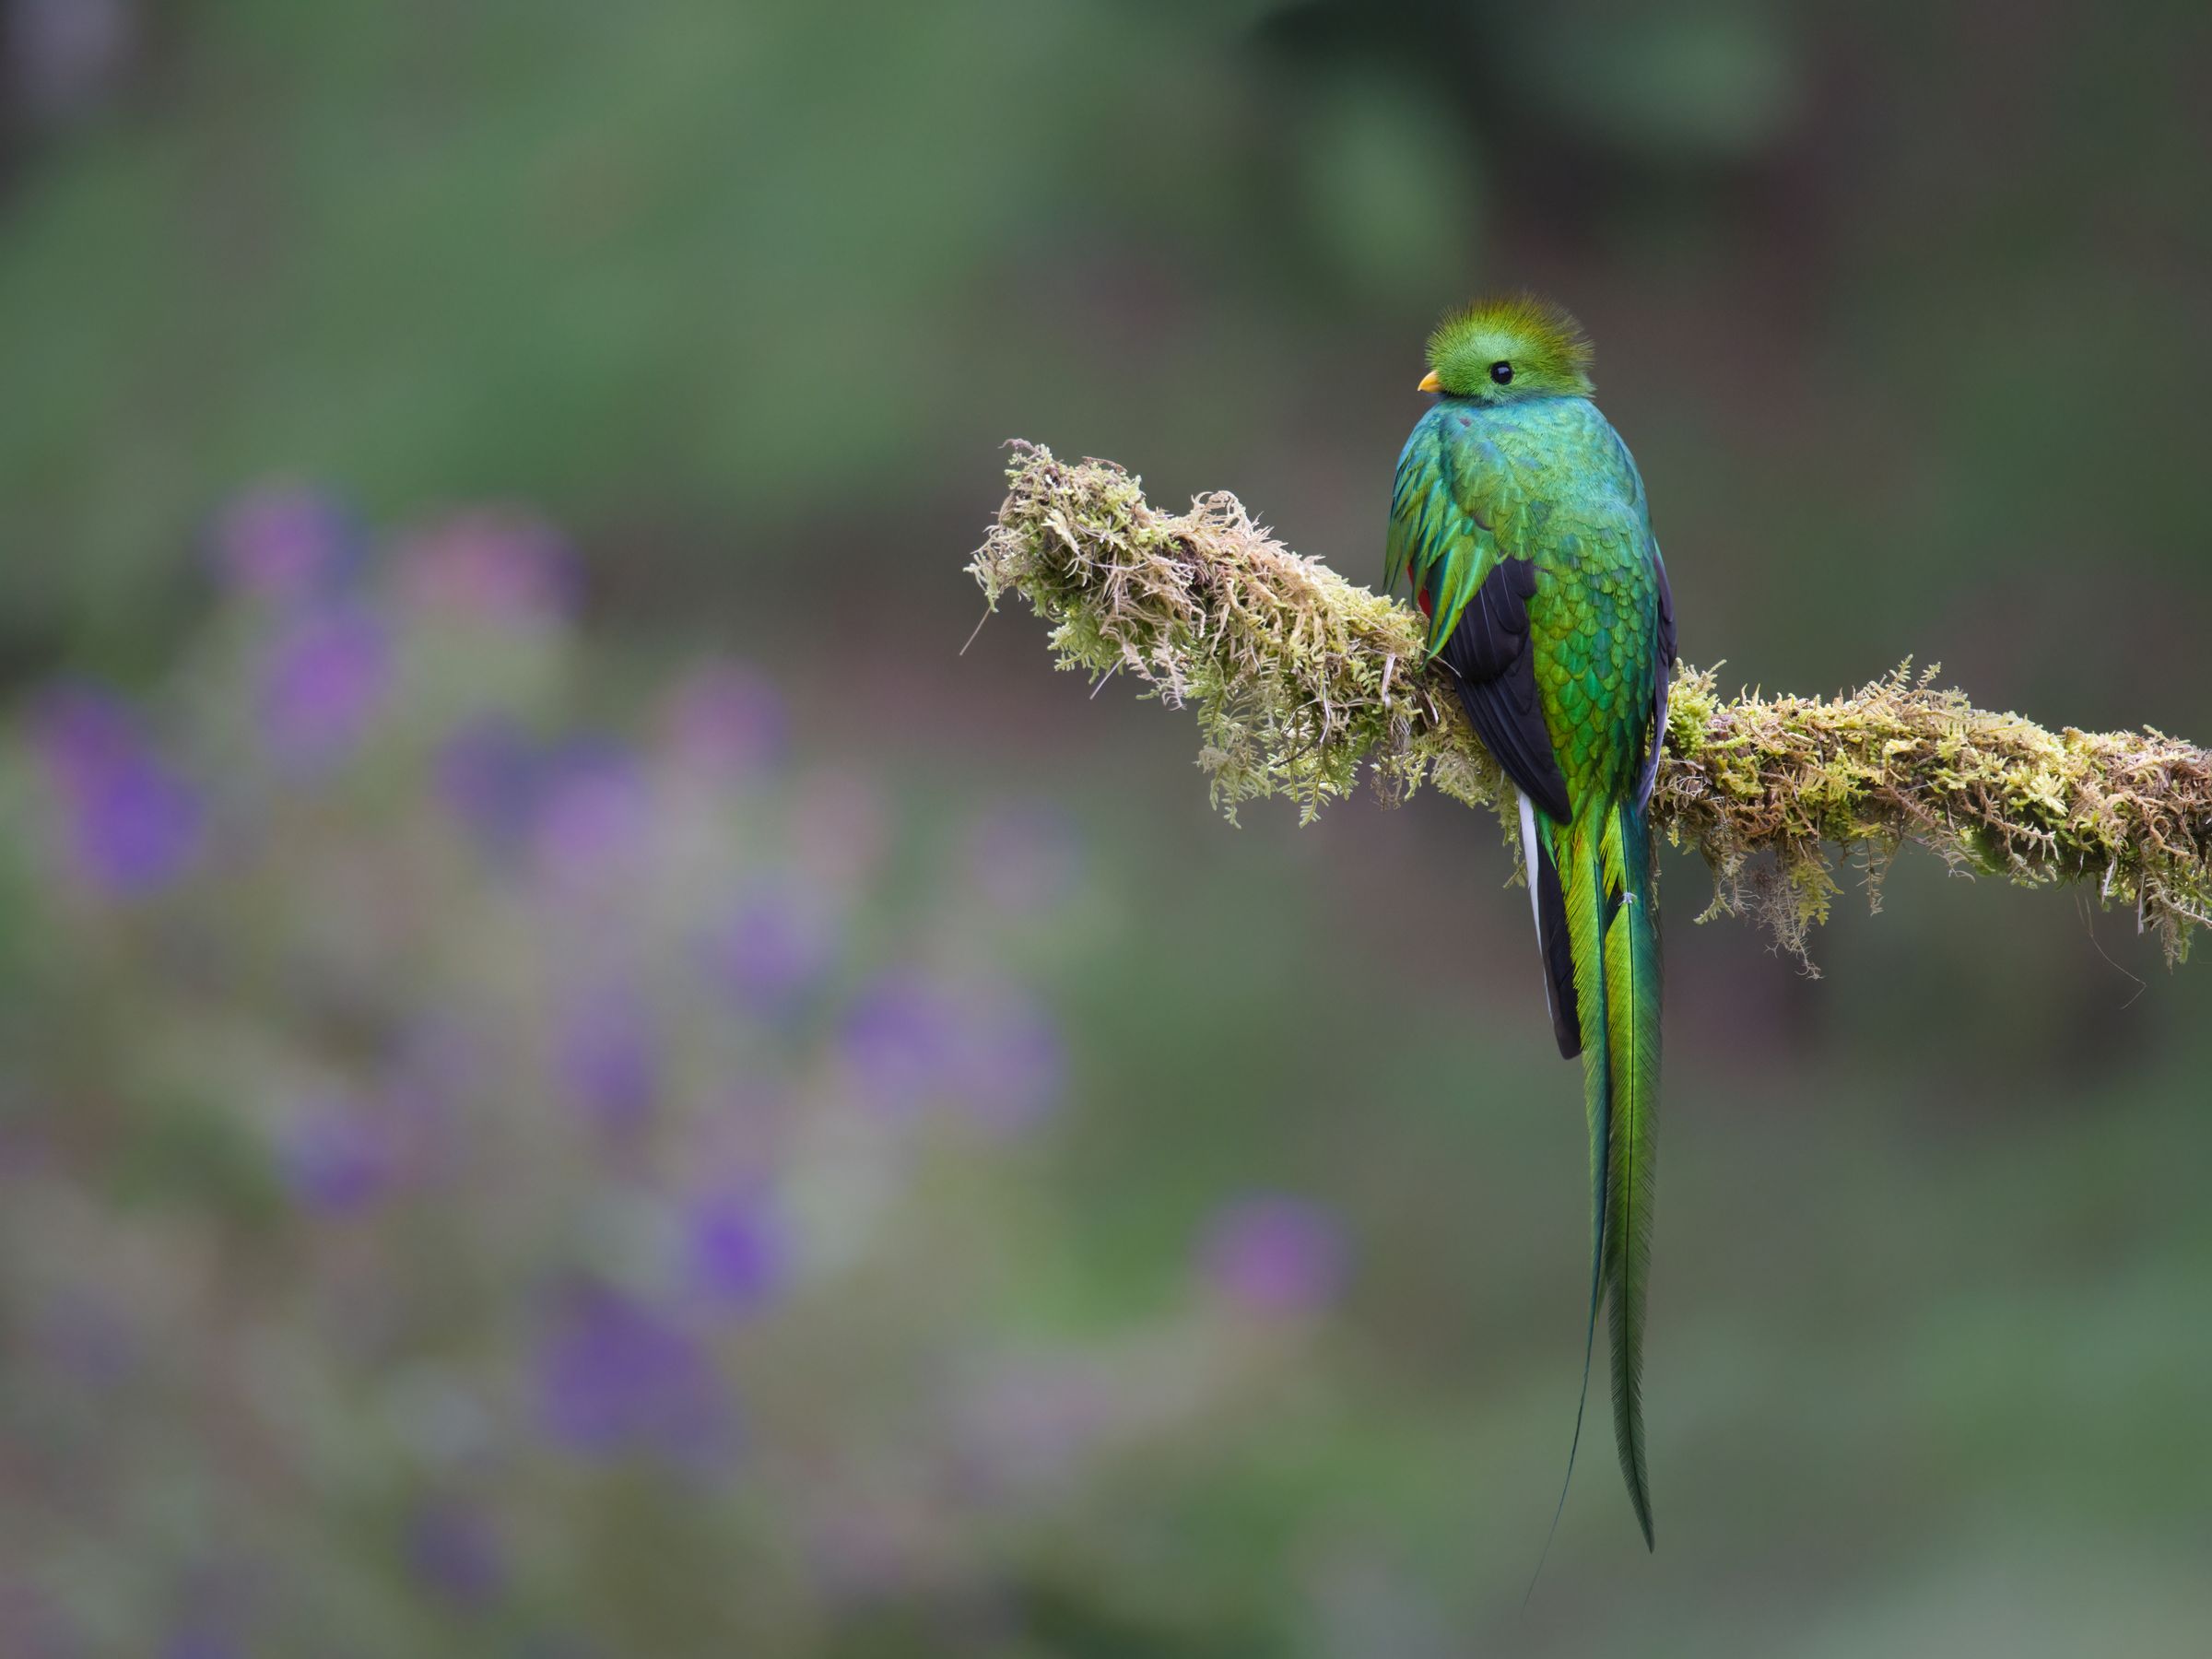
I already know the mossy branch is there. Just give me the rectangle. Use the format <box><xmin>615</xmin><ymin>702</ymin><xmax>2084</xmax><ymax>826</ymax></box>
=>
<box><xmin>968</xmin><ymin>441</ymin><xmax>2212</xmax><ymax>965</ymax></box>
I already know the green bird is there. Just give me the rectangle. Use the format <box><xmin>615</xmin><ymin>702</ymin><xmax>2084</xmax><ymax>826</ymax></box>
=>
<box><xmin>1386</xmin><ymin>294</ymin><xmax>1675</xmax><ymax>1548</ymax></box>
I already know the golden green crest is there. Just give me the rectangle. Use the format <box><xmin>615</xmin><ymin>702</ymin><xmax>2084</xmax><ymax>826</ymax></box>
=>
<box><xmin>1421</xmin><ymin>293</ymin><xmax>1595</xmax><ymax>401</ymax></box>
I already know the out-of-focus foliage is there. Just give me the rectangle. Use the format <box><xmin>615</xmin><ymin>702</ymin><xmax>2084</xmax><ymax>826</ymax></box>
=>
<box><xmin>0</xmin><ymin>489</ymin><xmax>1359</xmax><ymax>1652</ymax></box>
<box><xmin>0</xmin><ymin>0</ymin><xmax>1343</xmax><ymax>662</ymax></box>
<box><xmin>0</xmin><ymin>0</ymin><xmax>2208</xmax><ymax>1654</ymax></box>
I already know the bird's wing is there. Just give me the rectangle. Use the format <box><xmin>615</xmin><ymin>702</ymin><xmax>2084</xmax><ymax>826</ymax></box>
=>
<box><xmin>1386</xmin><ymin>416</ymin><xmax>1523</xmax><ymax>651</ymax></box>
<box><xmin>1387</xmin><ymin>420</ymin><xmax>1571</xmax><ymax>821</ymax></box>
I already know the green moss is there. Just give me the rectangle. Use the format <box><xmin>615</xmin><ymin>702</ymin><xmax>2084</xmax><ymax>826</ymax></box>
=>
<box><xmin>971</xmin><ymin>443</ymin><xmax>2212</xmax><ymax>965</ymax></box>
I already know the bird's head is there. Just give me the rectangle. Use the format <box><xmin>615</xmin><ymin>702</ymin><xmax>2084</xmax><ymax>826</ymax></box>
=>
<box><xmin>1418</xmin><ymin>293</ymin><xmax>1594</xmax><ymax>403</ymax></box>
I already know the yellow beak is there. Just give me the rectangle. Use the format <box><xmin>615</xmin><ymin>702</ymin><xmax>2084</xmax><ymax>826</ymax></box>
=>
<box><xmin>1417</xmin><ymin>370</ymin><xmax>1441</xmax><ymax>393</ymax></box>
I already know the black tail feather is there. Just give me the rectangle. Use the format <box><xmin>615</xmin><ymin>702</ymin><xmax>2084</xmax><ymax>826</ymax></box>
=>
<box><xmin>1535</xmin><ymin>830</ymin><xmax>1581</xmax><ymax>1059</ymax></box>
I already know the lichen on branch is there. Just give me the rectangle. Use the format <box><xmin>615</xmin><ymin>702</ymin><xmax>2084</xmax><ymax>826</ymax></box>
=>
<box><xmin>967</xmin><ymin>441</ymin><xmax>2212</xmax><ymax>963</ymax></box>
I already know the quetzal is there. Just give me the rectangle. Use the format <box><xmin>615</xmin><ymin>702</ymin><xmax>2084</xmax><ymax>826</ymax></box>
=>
<box><xmin>1386</xmin><ymin>294</ymin><xmax>1676</xmax><ymax>1547</ymax></box>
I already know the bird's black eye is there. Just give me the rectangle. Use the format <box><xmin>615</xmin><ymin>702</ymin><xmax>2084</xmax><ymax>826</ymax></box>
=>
<box><xmin>1489</xmin><ymin>360</ymin><xmax>1514</xmax><ymax>385</ymax></box>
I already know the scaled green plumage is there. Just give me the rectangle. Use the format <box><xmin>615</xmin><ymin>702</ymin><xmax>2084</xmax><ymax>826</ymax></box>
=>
<box><xmin>1386</xmin><ymin>294</ymin><xmax>1674</xmax><ymax>1549</ymax></box>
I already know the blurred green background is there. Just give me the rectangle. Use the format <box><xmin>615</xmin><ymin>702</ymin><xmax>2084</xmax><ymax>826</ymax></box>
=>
<box><xmin>1</xmin><ymin>2</ymin><xmax>2208</xmax><ymax>1654</ymax></box>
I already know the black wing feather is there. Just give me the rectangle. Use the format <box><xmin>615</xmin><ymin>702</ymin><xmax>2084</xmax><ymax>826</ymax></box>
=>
<box><xmin>1438</xmin><ymin>558</ymin><xmax>1573</xmax><ymax>823</ymax></box>
<box><xmin>1440</xmin><ymin>558</ymin><xmax>1582</xmax><ymax>1057</ymax></box>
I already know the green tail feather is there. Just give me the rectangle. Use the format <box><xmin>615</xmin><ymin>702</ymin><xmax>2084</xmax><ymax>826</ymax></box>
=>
<box><xmin>1533</xmin><ymin>802</ymin><xmax>1660</xmax><ymax>1559</ymax></box>
<box><xmin>1599</xmin><ymin>799</ymin><xmax>1661</xmax><ymax>1549</ymax></box>
<box><xmin>1526</xmin><ymin>809</ymin><xmax>1614</xmax><ymax>1596</ymax></box>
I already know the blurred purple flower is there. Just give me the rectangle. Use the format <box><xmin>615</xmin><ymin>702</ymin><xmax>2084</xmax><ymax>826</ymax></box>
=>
<box><xmin>159</xmin><ymin>1632</ymin><xmax>241</xmax><ymax>1659</ymax></box>
<box><xmin>30</xmin><ymin>687</ymin><xmax>203</xmax><ymax>898</ymax></box>
<box><xmin>841</xmin><ymin>971</ymin><xmax>1066</xmax><ymax>1130</ymax></box>
<box><xmin>555</xmin><ymin>988</ymin><xmax>660</xmax><ymax>1135</ymax></box>
<box><xmin>701</xmin><ymin>889</ymin><xmax>837</xmax><ymax>1012</ymax></box>
<box><xmin>435</xmin><ymin>717</ymin><xmax>543</xmax><ymax>851</ymax></box>
<box><xmin>683</xmin><ymin>1193</ymin><xmax>782</xmax><ymax>1318</ymax></box>
<box><xmin>530</xmin><ymin>741</ymin><xmax>652</xmax><ymax>888</ymax></box>
<box><xmin>259</xmin><ymin>604</ymin><xmax>392</xmax><ymax>771</ymax></box>
<box><xmin>61</xmin><ymin>766</ymin><xmax>202</xmax><ymax>896</ymax></box>
<box><xmin>398</xmin><ymin>508</ymin><xmax>576</xmax><ymax>624</ymax></box>
<box><xmin>661</xmin><ymin>661</ymin><xmax>786</xmax><ymax>780</ymax></box>
<box><xmin>1199</xmin><ymin>1195</ymin><xmax>1348</xmax><ymax>1316</ymax></box>
<box><xmin>31</xmin><ymin>686</ymin><xmax>141</xmax><ymax>792</ymax></box>
<box><xmin>840</xmin><ymin>971</ymin><xmax>955</xmax><ymax>1113</ymax></box>
<box><xmin>277</xmin><ymin>1100</ymin><xmax>393</xmax><ymax>1217</ymax></box>
<box><xmin>534</xmin><ymin>1287</ymin><xmax>732</xmax><ymax>1464</ymax></box>
<box><xmin>211</xmin><ymin>484</ymin><xmax>357</xmax><ymax>602</ymax></box>
<box><xmin>406</xmin><ymin>1502</ymin><xmax>505</xmax><ymax>1607</ymax></box>
<box><xmin>968</xmin><ymin>801</ymin><xmax>1084</xmax><ymax>912</ymax></box>
<box><xmin>439</xmin><ymin>729</ymin><xmax>654</xmax><ymax>885</ymax></box>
